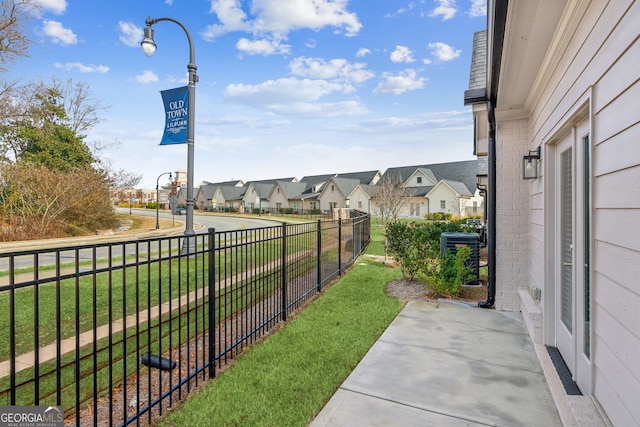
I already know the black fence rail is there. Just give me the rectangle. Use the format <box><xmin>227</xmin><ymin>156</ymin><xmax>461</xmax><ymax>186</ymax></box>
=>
<box><xmin>0</xmin><ymin>211</ymin><xmax>370</xmax><ymax>426</ymax></box>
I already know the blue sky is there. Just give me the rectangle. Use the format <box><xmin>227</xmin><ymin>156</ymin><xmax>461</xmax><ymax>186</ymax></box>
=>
<box><xmin>9</xmin><ymin>0</ymin><xmax>487</xmax><ymax>188</ymax></box>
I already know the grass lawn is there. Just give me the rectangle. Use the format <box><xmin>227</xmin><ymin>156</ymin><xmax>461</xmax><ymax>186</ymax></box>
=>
<box><xmin>160</xmin><ymin>229</ymin><xmax>403</xmax><ymax>426</ymax></box>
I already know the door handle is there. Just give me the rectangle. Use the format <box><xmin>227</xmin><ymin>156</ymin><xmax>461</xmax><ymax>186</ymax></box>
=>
<box><xmin>563</xmin><ymin>262</ymin><xmax>573</xmax><ymax>266</ymax></box>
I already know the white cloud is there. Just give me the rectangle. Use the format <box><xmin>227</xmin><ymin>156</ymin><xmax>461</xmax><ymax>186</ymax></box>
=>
<box><xmin>42</xmin><ymin>20</ymin><xmax>77</xmax><ymax>45</ymax></box>
<box><xmin>390</xmin><ymin>3</ymin><xmax>416</xmax><ymax>16</ymax></box>
<box><xmin>468</xmin><ymin>0</ymin><xmax>487</xmax><ymax>17</ymax></box>
<box><xmin>118</xmin><ymin>21</ymin><xmax>142</xmax><ymax>47</ymax></box>
<box><xmin>429</xmin><ymin>0</ymin><xmax>457</xmax><ymax>21</ymax></box>
<box><xmin>373</xmin><ymin>69</ymin><xmax>425</xmax><ymax>95</ymax></box>
<box><xmin>210</xmin><ymin>115</ymin><xmax>291</xmax><ymax>128</ymax></box>
<box><xmin>390</xmin><ymin>45</ymin><xmax>415</xmax><ymax>63</ymax></box>
<box><xmin>224</xmin><ymin>78</ymin><xmax>345</xmax><ymax>104</ymax></box>
<box><xmin>236</xmin><ymin>37</ymin><xmax>290</xmax><ymax>55</ymax></box>
<box><xmin>54</xmin><ymin>62</ymin><xmax>109</xmax><ymax>73</ymax></box>
<box><xmin>428</xmin><ymin>42</ymin><xmax>461</xmax><ymax>61</ymax></box>
<box><xmin>36</xmin><ymin>0</ymin><xmax>67</xmax><ymax>14</ymax></box>
<box><xmin>351</xmin><ymin>110</ymin><xmax>471</xmax><ymax>133</ymax></box>
<box><xmin>203</xmin><ymin>0</ymin><xmax>251</xmax><ymax>40</ymax></box>
<box><xmin>356</xmin><ymin>48</ymin><xmax>370</xmax><ymax>58</ymax></box>
<box><xmin>222</xmin><ymin>77</ymin><xmax>366</xmax><ymax>116</ymax></box>
<box><xmin>135</xmin><ymin>70</ymin><xmax>159</xmax><ymax>83</ymax></box>
<box><xmin>203</xmin><ymin>0</ymin><xmax>361</xmax><ymax>42</ymax></box>
<box><xmin>270</xmin><ymin>100</ymin><xmax>368</xmax><ymax>117</ymax></box>
<box><xmin>289</xmin><ymin>57</ymin><xmax>374</xmax><ymax>83</ymax></box>
<box><xmin>251</xmin><ymin>0</ymin><xmax>362</xmax><ymax>35</ymax></box>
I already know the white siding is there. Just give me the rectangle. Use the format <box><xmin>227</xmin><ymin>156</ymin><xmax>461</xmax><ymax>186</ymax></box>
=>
<box><xmin>428</xmin><ymin>183</ymin><xmax>463</xmax><ymax>217</ymax></box>
<box><xmin>520</xmin><ymin>1</ymin><xmax>640</xmax><ymax>424</ymax></box>
<box><xmin>318</xmin><ymin>182</ymin><xmax>345</xmax><ymax>211</ymax></box>
<box><xmin>347</xmin><ymin>187</ymin><xmax>371</xmax><ymax>213</ymax></box>
<box><xmin>268</xmin><ymin>187</ymin><xmax>289</xmax><ymax>210</ymax></box>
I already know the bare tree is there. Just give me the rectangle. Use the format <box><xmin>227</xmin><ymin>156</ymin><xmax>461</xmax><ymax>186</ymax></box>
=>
<box><xmin>0</xmin><ymin>0</ymin><xmax>40</xmax><ymax>158</ymax></box>
<box><xmin>0</xmin><ymin>78</ymin><xmax>111</xmax><ymax>163</ymax></box>
<box><xmin>51</xmin><ymin>77</ymin><xmax>109</xmax><ymax>137</ymax></box>
<box><xmin>107</xmin><ymin>165</ymin><xmax>142</xmax><ymax>190</ymax></box>
<box><xmin>0</xmin><ymin>0</ymin><xmax>38</xmax><ymax>72</ymax></box>
<box><xmin>372</xmin><ymin>174</ymin><xmax>412</xmax><ymax>260</ymax></box>
<box><xmin>372</xmin><ymin>173</ymin><xmax>412</xmax><ymax>229</ymax></box>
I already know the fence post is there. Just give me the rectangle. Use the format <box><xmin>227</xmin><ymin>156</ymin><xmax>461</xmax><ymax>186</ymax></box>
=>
<box><xmin>317</xmin><ymin>219</ymin><xmax>322</xmax><ymax>292</ymax></box>
<box><xmin>281</xmin><ymin>222</ymin><xmax>288</xmax><ymax>321</ymax></box>
<box><xmin>9</xmin><ymin>258</ymin><xmax>15</xmax><ymax>405</ymax></box>
<box><xmin>352</xmin><ymin>215</ymin><xmax>357</xmax><ymax>258</ymax></box>
<box><xmin>207</xmin><ymin>227</ymin><xmax>216</xmax><ymax>379</ymax></box>
<box><xmin>338</xmin><ymin>217</ymin><xmax>342</xmax><ymax>276</ymax></box>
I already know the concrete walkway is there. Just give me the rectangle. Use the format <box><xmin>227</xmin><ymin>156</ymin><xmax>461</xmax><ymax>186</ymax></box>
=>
<box><xmin>312</xmin><ymin>300</ymin><xmax>562</xmax><ymax>427</ymax></box>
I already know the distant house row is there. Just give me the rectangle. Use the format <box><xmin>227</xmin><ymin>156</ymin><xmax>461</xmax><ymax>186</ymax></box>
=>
<box><xmin>122</xmin><ymin>160</ymin><xmax>484</xmax><ymax>219</ymax></box>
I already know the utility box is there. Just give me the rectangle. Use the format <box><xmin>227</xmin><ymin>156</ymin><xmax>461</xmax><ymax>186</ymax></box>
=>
<box><xmin>440</xmin><ymin>232</ymin><xmax>480</xmax><ymax>285</ymax></box>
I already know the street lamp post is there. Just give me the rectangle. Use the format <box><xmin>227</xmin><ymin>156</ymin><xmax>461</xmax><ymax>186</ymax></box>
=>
<box><xmin>142</xmin><ymin>17</ymin><xmax>197</xmax><ymax>251</ymax></box>
<box><xmin>156</xmin><ymin>171</ymin><xmax>172</xmax><ymax>229</ymax></box>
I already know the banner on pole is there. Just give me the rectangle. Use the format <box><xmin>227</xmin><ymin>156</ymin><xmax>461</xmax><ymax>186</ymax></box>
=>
<box><xmin>159</xmin><ymin>86</ymin><xmax>189</xmax><ymax>145</ymax></box>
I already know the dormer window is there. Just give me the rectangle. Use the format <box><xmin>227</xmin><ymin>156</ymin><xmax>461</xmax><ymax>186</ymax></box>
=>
<box><xmin>331</xmin><ymin>185</ymin><xmax>334</xmax><ymax>191</ymax></box>
<box><xmin>417</xmin><ymin>177</ymin><xmax>422</xmax><ymax>184</ymax></box>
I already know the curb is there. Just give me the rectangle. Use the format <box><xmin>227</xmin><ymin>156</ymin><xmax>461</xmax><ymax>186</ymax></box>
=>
<box><xmin>0</xmin><ymin>222</ymin><xmax>196</xmax><ymax>253</ymax></box>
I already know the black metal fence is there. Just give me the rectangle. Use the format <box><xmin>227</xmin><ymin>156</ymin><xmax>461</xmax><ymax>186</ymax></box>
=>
<box><xmin>0</xmin><ymin>211</ymin><xmax>370</xmax><ymax>426</ymax></box>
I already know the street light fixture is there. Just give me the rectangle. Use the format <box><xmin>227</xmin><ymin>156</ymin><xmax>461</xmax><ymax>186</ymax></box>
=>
<box><xmin>156</xmin><ymin>171</ymin><xmax>172</xmax><ymax>229</ymax></box>
<box><xmin>142</xmin><ymin>17</ymin><xmax>198</xmax><ymax>251</ymax></box>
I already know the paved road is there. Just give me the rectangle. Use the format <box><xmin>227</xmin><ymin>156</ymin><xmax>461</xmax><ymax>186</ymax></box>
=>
<box><xmin>116</xmin><ymin>207</ymin><xmax>280</xmax><ymax>234</ymax></box>
<box><xmin>0</xmin><ymin>210</ymin><xmax>282</xmax><ymax>273</ymax></box>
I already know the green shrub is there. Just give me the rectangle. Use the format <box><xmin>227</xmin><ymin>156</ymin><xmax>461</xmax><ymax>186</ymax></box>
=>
<box><xmin>426</xmin><ymin>246</ymin><xmax>475</xmax><ymax>298</ymax></box>
<box><xmin>385</xmin><ymin>221</ymin><xmax>474</xmax><ymax>292</ymax></box>
<box><xmin>385</xmin><ymin>222</ymin><xmax>430</xmax><ymax>279</ymax></box>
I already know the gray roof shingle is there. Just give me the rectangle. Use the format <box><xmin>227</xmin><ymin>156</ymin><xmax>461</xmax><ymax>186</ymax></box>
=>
<box><xmin>381</xmin><ymin>160</ymin><xmax>478</xmax><ymax>195</ymax></box>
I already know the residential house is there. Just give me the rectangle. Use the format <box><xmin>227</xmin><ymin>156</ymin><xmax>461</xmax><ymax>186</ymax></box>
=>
<box><xmin>195</xmin><ymin>184</ymin><xmax>216</xmax><ymax>211</ymax></box>
<box><xmin>267</xmin><ymin>181</ymin><xmax>308</xmax><ymax>213</ymax></box>
<box><xmin>294</xmin><ymin>170</ymin><xmax>382</xmax><ymax>212</ymax></box>
<box><xmin>349</xmin><ymin>184</ymin><xmax>377</xmax><ymax>213</ymax></box>
<box><xmin>195</xmin><ymin>180</ymin><xmax>243</xmax><ymax>211</ymax></box>
<box><xmin>210</xmin><ymin>185</ymin><xmax>245</xmax><ymax>211</ymax></box>
<box><xmin>242</xmin><ymin>178</ymin><xmax>296</xmax><ymax>213</ymax></box>
<box><xmin>316</xmin><ymin>177</ymin><xmax>377</xmax><ymax>213</ymax></box>
<box><xmin>377</xmin><ymin>161</ymin><xmax>482</xmax><ymax>219</ymax></box>
<box><xmin>243</xmin><ymin>183</ymin><xmax>273</xmax><ymax>213</ymax></box>
<box><xmin>296</xmin><ymin>174</ymin><xmax>338</xmax><ymax>211</ymax></box>
<box><xmin>333</xmin><ymin>170</ymin><xmax>382</xmax><ymax>186</ymax></box>
<box><xmin>465</xmin><ymin>1</ymin><xmax>639</xmax><ymax>425</ymax></box>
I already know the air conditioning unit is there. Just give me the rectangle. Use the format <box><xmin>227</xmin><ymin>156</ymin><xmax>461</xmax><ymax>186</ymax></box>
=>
<box><xmin>440</xmin><ymin>232</ymin><xmax>480</xmax><ymax>285</ymax></box>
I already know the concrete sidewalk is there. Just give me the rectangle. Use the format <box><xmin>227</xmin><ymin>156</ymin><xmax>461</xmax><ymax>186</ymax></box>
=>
<box><xmin>311</xmin><ymin>301</ymin><xmax>562</xmax><ymax>427</ymax></box>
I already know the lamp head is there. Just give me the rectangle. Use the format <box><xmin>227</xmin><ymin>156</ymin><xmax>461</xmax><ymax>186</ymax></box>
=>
<box><xmin>141</xmin><ymin>25</ymin><xmax>157</xmax><ymax>57</ymax></box>
<box><xmin>522</xmin><ymin>147</ymin><xmax>541</xmax><ymax>180</ymax></box>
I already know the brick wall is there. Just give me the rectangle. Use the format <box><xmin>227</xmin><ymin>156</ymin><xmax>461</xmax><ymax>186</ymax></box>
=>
<box><xmin>495</xmin><ymin>118</ymin><xmax>529</xmax><ymax>311</ymax></box>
